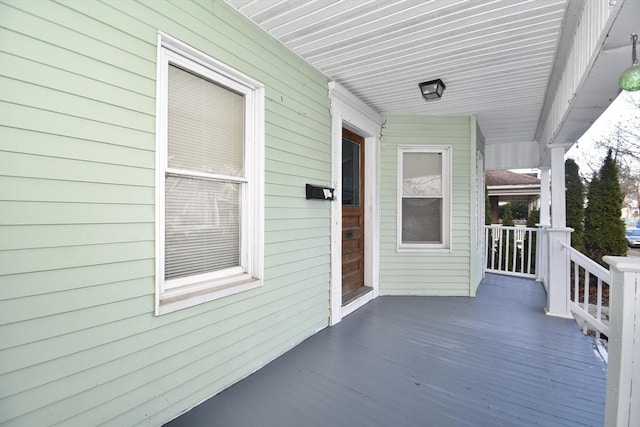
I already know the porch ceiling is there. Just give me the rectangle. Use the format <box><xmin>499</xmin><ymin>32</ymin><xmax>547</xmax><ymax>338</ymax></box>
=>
<box><xmin>226</xmin><ymin>0</ymin><xmax>636</xmax><ymax>167</ymax></box>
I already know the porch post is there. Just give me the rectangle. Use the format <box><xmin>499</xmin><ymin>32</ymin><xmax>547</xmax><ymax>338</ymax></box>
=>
<box><xmin>545</xmin><ymin>146</ymin><xmax>571</xmax><ymax>318</ymax></box>
<box><xmin>537</xmin><ymin>167</ymin><xmax>551</xmax><ymax>284</ymax></box>
<box><xmin>539</xmin><ymin>167</ymin><xmax>550</xmax><ymax>226</ymax></box>
<box><xmin>602</xmin><ymin>257</ymin><xmax>640</xmax><ymax>427</ymax></box>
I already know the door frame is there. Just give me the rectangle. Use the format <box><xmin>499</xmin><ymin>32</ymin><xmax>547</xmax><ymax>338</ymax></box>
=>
<box><xmin>328</xmin><ymin>82</ymin><xmax>384</xmax><ymax>325</ymax></box>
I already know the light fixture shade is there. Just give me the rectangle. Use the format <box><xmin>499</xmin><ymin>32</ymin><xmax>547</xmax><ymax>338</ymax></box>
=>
<box><xmin>619</xmin><ymin>64</ymin><xmax>640</xmax><ymax>91</ymax></box>
<box><xmin>619</xmin><ymin>33</ymin><xmax>640</xmax><ymax>92</ymax></box>
<box><xmin>419</xmin><ymin>79</ymin><xmax>446</xmax><ymax>100</ymax></box>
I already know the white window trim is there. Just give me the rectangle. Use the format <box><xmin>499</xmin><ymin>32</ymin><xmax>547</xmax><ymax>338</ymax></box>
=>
<box><xmin>155</xmin><ymin>33</ymin><xmax>265</xmax><ymax>315</ymax></box>
<box><xmin>397</xmin><ymin>145</ymin><xmax>452</xmax><ymax>252</ymax></box>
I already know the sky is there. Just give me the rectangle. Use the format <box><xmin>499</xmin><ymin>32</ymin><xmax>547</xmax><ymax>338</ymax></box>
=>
<box><xmin>565</xmin><ymin>90</ymin><xmax>640</xmax><ymax>177</ymax></box>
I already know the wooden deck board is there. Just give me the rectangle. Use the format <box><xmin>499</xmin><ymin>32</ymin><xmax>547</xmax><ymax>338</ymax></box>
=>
<box><xmin>166</xmin><ymin>274</ymin><xmax>606</xmax><ymax>426</ymax></box>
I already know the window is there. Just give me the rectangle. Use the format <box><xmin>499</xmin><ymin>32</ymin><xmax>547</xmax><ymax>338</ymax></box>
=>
<box><xmin>397</xmin><ymin>146</ymin><xmax>451</xmax><ymax>251</ymax></box>
<box><xmin>155</xmin><ymin>34</ymin><xmax>264</xmax><ymax>315</ymax></box>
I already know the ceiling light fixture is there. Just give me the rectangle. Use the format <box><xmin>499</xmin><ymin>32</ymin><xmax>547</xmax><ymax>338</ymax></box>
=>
<box><xmin>419</xmin><ymin>79</ymin><xmax>446</xmax><ymax>100</ymax></box>
<box><xmin>619</xmin><ymin>33</ymin><xmax>640</xmax><ymax>92</ymax></box>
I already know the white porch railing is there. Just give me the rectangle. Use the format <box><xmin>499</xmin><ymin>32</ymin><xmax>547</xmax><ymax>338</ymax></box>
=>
<box><xmin>559</xmin><ymin>241</ymin><xmax>611</xmax><ymax>339</ymax></box>
<box><xmin>485</xmin><ymin>225</ymin><xmax>611</xmax><ymax>338</ymax></box>
<box><xmin>484</xmin><ymin>225</ymin><xmax>538</xmax><ymax>278</ymax></box>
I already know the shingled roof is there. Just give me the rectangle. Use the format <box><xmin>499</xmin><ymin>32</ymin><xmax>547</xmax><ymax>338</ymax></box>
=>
<box><xmin>486</xmin><ymin>170</ymin><xmax>540</xmax><ymax>187</ymax></box>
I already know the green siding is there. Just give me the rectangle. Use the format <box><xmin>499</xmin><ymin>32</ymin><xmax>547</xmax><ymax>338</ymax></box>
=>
<box><xmin>379</xmin><ymin>115</ymin><xmax>475</xmax><ymax>296</ymax></box>
<box><xmin>0</xmin><ymin>0</ymin><xmax>331</xmax><ymax>425</ymax></box>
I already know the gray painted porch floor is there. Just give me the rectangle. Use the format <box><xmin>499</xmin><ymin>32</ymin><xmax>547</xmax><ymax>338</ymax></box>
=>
<box><xmin>165</xmin><ymin>274</ymin><xmax>606</xmax><ymax>427</ymax></box>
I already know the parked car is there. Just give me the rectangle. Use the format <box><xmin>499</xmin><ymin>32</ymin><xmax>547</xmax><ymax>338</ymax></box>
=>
<box><xmin>626</xmin><ymin>229</ymin><xmax>640</xmax><ymax>247</ymax></box>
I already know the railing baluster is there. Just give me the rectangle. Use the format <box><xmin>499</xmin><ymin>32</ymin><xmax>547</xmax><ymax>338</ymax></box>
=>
<box><xmin>498</xmin><ymin>228</ymin><xmax>503</xmax><ymax>272</ymax></box>
<box><xmin>583</xmin><ymin>271</ymin><xmax>590</xmax><ymax>335</ymax></box>
<box><xmin>490</xmin><ymin>228</ymin><xmax>495</xmax><ymax>270</ymax></box>
<box><xmin>526</xmin><ymin>229</ymin><xmax>532</xmax><ymax>274</ymax></box>
<box><xmin>572</xmin><ymin>261</ymin><xmax>580</xmax><ymax>304</ymax></box>
<box><xmin>518</xmin><ymin>230</ymin><xmax>524</xmax><ymax>274</ymax></box>
<box><xmin>490</xmin><ymin>227</ymin><xmax>496</xmax><ymax>271</ymax></box>
<box><xmin>596</xmin><ymin>278</ymin><xmax>602</xmax><ymax>340</ymax></box>
<box><xmin>511</xmin><ymin>229</ymin><xmax>517</xmax><ymax>272</ymax></box>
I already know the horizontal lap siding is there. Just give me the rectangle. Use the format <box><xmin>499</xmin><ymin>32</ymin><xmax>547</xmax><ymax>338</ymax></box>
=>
<box><xmin>0</xmin><ymin>0</ymin><xmax>331</xmax><ymax>426</ymax></box>
<box><xmin>380</xmin><ymin>115</ymin><xmax>473</xmax><ymax>295</ymax></box>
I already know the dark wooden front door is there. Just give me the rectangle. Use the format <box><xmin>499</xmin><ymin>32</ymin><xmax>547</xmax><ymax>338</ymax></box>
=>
<box><xmin>342</xmin><ymin>128</ymin><xmax>365</xmax><ymax>303</ymax></box>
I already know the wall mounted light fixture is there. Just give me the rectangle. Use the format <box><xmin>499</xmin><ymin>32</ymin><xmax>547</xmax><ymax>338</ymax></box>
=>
<box><xmin>619</xmin><ymin>33</ymin><xmax>640</xmax><ymax>92</ymax></box>
<box><xmin>419</xmin><ymin>79</ymin><xmax>446</xmax><ymax>100</ymax></box>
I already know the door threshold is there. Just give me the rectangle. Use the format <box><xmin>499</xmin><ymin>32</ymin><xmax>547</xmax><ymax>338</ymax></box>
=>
<box><xmin>341</xmin><ymin>287</ymin><xmax>374</xmax><ymax>319</ymax></box>
<box><xmin>342</xmin><ymin>286</ymin><xmax>373</xmax><ymax>306</ymax></box>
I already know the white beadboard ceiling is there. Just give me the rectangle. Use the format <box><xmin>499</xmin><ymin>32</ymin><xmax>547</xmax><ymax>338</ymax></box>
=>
<box><xmin>227</xmin><ymin>0</ymin><xmax>572</xmax><ymax>146</ymax></box>
<box><xmin>227</xmin><ymin>0</ymin><xmax>640</xmax><ymax>156</ymax></box>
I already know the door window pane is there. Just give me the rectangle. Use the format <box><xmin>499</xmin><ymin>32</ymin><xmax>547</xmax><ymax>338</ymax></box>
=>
<box><xmin>342</xmin><ymin>138</ymin><xmax>360</xmax><ymax>206</ymax></box>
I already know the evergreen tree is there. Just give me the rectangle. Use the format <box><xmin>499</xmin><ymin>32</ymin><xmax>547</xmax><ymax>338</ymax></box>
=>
<box><xmin>565</xmin><ymin>159</ymin><xmax>585</xmax><ymax>252</ymax></box>
<box><xmin>500</xmin><ymin>203</ymin><xmax>515</xmax><ymax>270</ymax></box>
<box><xmin>499</xmin><ymin>202</ymin><xmax>529</xmax><ymax>221</ymax></box>
<box><xmin>524</xmin><ymin>207</ymin><xmax>540</xmax><ymax>272</ymax></box>
<box><xmin>526</xmin><ymin>207</ymin><xmax>539</xmax><ymax>228</ymax></box>
<box><xmin>502</xmin><ymin>203</ymin><xmax>514</xmax><ymax>226</ymax></box>
<box><xmin>511</xmin><ymin>202</ymin><xmax>529</xmax><ymax>220</ymax></box>
<box><xmin>485</xmin><ymin>187</ymin><xmax>492</xmax><ymax>225</ymax></box>
<box><xmin>584</xmin><ymin>150</ymin><xmax>628</xmax><ymax>265</ymax></box>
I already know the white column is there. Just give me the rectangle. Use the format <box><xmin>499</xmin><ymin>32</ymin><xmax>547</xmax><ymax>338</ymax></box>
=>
<box><xmin>536</xmin><ymin>167</ymin><xmax>551</xmax><ymax>284</ymax></box>
<box><xmin>603</xmin><ymin>257</ymin><xmax>640</xmax><ymax>427</ymax></box>
<box><xmin>550</xmin><ymin>147</ymin><xmax>565</xmax><ymax>228</ymax></box>
<box><xmin>539</xmin><ymin>167</ymin><xmax>551</xmax><ymax>226</ymax></box>
<box><xmin>545</xmin><ymin>147</ymin><xmax>571</xmax><ymax>318</ymax></box>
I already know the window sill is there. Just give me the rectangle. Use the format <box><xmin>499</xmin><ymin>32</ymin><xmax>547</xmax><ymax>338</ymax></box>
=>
<box><xmin>157</xmin><ymin>273</ymin><xmax>262</xmax><ymax>315</ymax></box>
<box><xmin>397</xmin><ymin>246</ymin><xmax>452</xmax><ymax>253</ymax></box>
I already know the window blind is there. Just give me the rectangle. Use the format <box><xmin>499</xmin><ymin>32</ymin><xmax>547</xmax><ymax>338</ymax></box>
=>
<box><xmin>168</xmin><ymin>64</ymin><xmax>244</xmax><ymax>176</ymax></box>
<box><xmin>165</xmin><ymin>64</ymin><xmax>244</xmax><ymax>281</ymax></box>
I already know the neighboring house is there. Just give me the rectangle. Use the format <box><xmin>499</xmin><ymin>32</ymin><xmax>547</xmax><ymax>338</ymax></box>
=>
<box><xmin>486</xmin><ymin>170</ymin><xmax>541</xmax><ymax>224</ymax></box>
<box><xmin>0</xmin><ymin>1</ymin><xmax>634</xmax><ymax>425</ymax></box>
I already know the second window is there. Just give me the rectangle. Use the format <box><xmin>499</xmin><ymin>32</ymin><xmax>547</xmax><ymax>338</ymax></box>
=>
<box><xmin>397</xmin><ymin>145</ymin><xmax>451</xmax><ymax>251</ymax></box>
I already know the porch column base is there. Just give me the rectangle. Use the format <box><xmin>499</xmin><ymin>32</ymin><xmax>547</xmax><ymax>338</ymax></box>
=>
<box><xmin>545</xmin><ymin>227</ymin><xmax>572</xmax><ymax>318</ymax></box>
<box><xmin>544</xmin><ymin>309</ymin><xmax>574</xmax><ymax>319</ymax></box>
<box><xmin>535</xmin><ymin>223</ymin><xmax>550</xmax><ymax>286</ymax></box>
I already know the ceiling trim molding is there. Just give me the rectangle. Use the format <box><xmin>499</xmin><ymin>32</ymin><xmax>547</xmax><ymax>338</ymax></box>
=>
<box><xmin>328</xmin><ymin>81</ymin><xmax>385</xmax><ymax>130</ymax></box>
